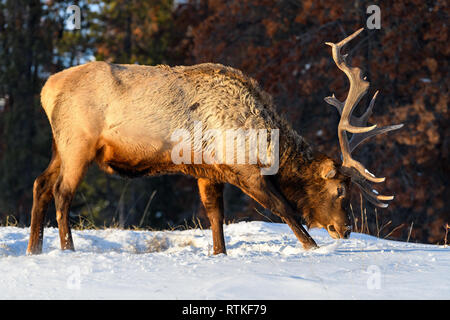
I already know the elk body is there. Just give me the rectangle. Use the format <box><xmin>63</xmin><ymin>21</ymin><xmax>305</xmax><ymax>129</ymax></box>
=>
<box><xmin>27</xmin><ymin>28</ymin><xmax>402</xmax><ymax>255</ymax></box>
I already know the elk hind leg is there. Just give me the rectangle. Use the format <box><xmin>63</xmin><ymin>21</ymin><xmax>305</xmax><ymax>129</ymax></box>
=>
<box><xmin>27</xmin><ymin>148</ymin><xmax>61</xmax><ymax>255</ymax></box>
<box><xmin>53</xmin><ymin>148</ymin><xmax>92</xmax><ymax>251</ymax></box>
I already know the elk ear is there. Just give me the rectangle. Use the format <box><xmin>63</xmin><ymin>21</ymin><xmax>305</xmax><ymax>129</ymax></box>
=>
<box><xmin>319</xmin><ymin>159</ymin><xmax>336</xmax><ymax>179</ymax></box>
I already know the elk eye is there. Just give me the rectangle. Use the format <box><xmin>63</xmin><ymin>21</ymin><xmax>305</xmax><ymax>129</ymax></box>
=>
<box><xmin>327</xmin><ymin>225</ymin><xmax>336</xmax><ymax>232</ymax></box>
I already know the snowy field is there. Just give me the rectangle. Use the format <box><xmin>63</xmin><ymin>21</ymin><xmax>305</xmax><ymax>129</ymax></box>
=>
<box><xmin>0</xmin><ymin>221</ymin><xmax>448</xmax><ymax>299</ymax></box>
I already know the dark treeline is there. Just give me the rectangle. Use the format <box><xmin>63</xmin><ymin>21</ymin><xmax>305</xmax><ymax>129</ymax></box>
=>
<box><xmin>0</xmin><ymin>0</ymin><xmax>448</xmax><ymax>244</ymax></box>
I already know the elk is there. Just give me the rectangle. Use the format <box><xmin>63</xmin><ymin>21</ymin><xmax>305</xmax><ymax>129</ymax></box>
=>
<box><xmin>27</xmin><ymin>28</ymin><xmax>402</xmax><ymax>255</ymax></box>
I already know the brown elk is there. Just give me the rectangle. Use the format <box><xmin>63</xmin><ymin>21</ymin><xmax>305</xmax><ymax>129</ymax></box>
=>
<box><xmin>27</xmin><ymin>28</ymin><xmax>402</xmax><ymax>255</ymax></box>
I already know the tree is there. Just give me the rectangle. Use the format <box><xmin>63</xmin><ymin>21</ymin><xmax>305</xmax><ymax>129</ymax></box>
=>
<box><xmin>0</xmin><ymin>0</ymin><xmax>55</xmax><ymax>224</ymax></box>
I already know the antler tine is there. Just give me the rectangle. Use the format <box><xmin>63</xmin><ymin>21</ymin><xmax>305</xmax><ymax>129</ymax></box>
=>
<box><xmin>324</xmin><ymin>91</ymin><xmax>377</xmax><ymax>129</ymax></box>
<box><xmin>324</xmin><ymin>94</ymin><xmax>344</xmax><ymax>115</ymax></box>
<box><xmin>355</xmin><ymin>181</ymin><xmax>390</xmax><ymax>208</ymax></box>
<box><xmin>352</xmin><ymin>90</ymin><xmax>379</xmax><ymax>127</ymax></box>
<box><xmin>326</xmin><ymin>28</ymin><xmax>383</xmax><ymax>183</ymax></box>
<box><xmin>325</xmin><ymin>91</ymin><xmax>404</xmax><ymax>153</ymax></box>
<box><xmin>350</xmin><ymin>172</ymin><xmax>396</xmax><ymax>208</ymax></box>
<box><xmin>349</xmin><ymin>124</ymin><xmax>404</xmax><ymax>153</ymax></box>
<box><xmin>340</xmin><ymin>166</ymin><xmax>395</xmax><ymax>208</ymax></box>
<box><xmin>349</xmin><ymin>91</ymin><xmax>403</xmax><ymax>152</ymax></box>
<box><xmin>352</xmin><ymin>91</ymin><xmax>404</xmax><ymax>152</ymax></box>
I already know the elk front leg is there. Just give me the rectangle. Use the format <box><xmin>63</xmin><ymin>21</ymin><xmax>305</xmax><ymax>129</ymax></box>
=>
<box><xmin>197</xmin><ymin>178</ymin><xmax>227</xmax><ymax>255</ymax></box>
<box><xmin>238</xmin><ymin>172</ymin><xmax>318</xmax><ymax>250</ymax></box>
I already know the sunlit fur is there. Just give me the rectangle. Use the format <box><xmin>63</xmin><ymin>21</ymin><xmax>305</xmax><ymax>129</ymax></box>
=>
<box><xmin>28</xmin><ymin>61</ymin><xmax>352</xmax><ymax>255</ymax></box>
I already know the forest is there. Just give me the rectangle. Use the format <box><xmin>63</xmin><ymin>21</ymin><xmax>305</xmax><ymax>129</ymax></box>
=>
<box><xmin>0</xmin><ymin>0</ymin><xmax>448</xmax><ymax>245</ymax></box>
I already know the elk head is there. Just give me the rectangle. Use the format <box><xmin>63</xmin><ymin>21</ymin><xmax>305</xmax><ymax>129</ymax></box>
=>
<box><xmin>301</xmin><ymin>28</ymin><xmax>403</xmax><ymax>240</ymax></box>
<box><xmin>295</xmin><ymin>153</ymin><xmax>352</xmax><ymax>240</ymax></box>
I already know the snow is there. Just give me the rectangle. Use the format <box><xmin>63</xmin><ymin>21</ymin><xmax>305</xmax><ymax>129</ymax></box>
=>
<box><xmin>0</xmin><ymin>221</ymin><xmax>448</xmax><ymax>299</ymax></box>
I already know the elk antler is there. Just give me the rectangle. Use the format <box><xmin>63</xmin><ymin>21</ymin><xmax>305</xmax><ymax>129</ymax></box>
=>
<box><xmin>324</xmin><ymin>28</ymin><xmax>403</xmax><ymax>208</ymax></box>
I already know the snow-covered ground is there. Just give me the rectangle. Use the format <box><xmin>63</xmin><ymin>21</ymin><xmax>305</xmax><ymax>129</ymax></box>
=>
<box><xmin>0</xmin><ymin>221</ymin><xmax>448</xmax><ymax>299</ymax></box>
